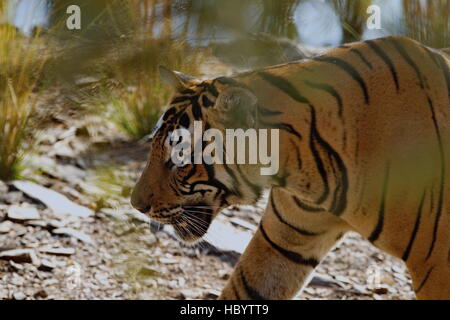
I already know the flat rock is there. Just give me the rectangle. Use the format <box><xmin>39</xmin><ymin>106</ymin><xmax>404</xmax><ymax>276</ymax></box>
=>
<box><xmin>0</xmin><ymin>220</ymin><xmax>14</xmax><ymax>233</ymax></box>
<box><xmin>0</xmin><ymin>249</ymin><xmax>40</xmax><ymax>266</ymax></box>
<box><xmin>13</xmin><ymin>292</ymin><xmax>26</xmax><ymax>300</ymax></box>
<box><xmin>38</xmin><ymin>259</ymin><xmax>56</xmax><ymax>272</ymax></box>
<box><xmin>179</xmin><ymin>289</ymin><xmax>202</xmax><ymax>299</ymax></box>
<box><xmin>13</xmin><ymin>180</ymin><xmax>93</xmax><ymax>218</ymax></box>
<box><xmin>163</xmin><ymin>218</ymin><xmax>252</xmax><ymax>254</ymax></box>
<box><xmin>7</xmin><ymin>205</ymin><xmax>41</xmax><ymax>221</ymax></box>
<box><xmin>39</xmin><ymin>247</ymin><xmax>75</xmax><ymax>256</ymax></box>
<box><xmin>204</xmin><ymin>289</ymin><xmax>221</xmax><ymax>299</ymax></box>
<box><xmin>158</xmin><ymin>257</ymin><xmax>178</xmax><ymax>264</ymax></box>
<box><xmin>48</xmin><ymin>219</ymin><xmax>67</xmax><ymax>229</ymax></box>
<box><xmin>52</xmin><ymin>227</ymin><xmax>94</xmax><ymax>244</ymax></box>
<box><xmin>42</xmin><ymin>279</ymin><xmax>59</xmax><ymax>286</ymax></box>
<box><xmin>229</xmin><ymin>217</ymin><xmax>257</xmax><ymax>231</ymax></box>
<box><xmin>9</xmin><ymin>260</ymin><xmax>24</xmax><ymax>270</ymax></box>
<box><xmin>204</xmin><ymin>219</ymin><xmax>253</xmax><ymax>254</ymax></box>
<box><xmin>308</xmin><ymin>274</ymin><xmax>343</xmax><ymax>288</ymax></box>
<box><xmin>25</xmin><ymin>220</ymin><xmax>48</xmax><ymax>228</ymax></box>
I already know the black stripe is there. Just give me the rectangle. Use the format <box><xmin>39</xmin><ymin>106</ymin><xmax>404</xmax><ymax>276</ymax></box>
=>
<box><xmin>201</xmin><ymin>95</ymin><xmax>214</xmax><ymax>108</ymax></box>
<box><xmin>178</xmin><ymin>113</ymin><xmax>190</xmax><ymax>128</ymax></box>
<box><xmin>198</xmin><ymin>82</ymin><xmax>219</xmax><ymax>97</ymax></box>
<box><xmin>182</xmin><ymin>164</ymin><xmax>198</xmax><ymax>185</ymax></box>
<box><xmin>368</xmin><ymin>164</ymin><xmax>390</xmax><ymax>243</ymax></box>
<box><xmin>239</xmin><ymin>269</ymin><xmax>266</xmax><ymax>300</ymax></box>
<box><xmin>258</xmin><ymin>119</ymin><xmax>302</xmax><ymax>139</ymax></box>
<box><xmin>365</xmin><ymin>40</ymin><xmax>400</xmax><ymax>91</ymax></box>
<box><xmin>258</xmin><ymin>72</ymin><xmax>347</xmax><ymax>212</ymax></box>
<box><xmin>162</xmin><ymin>106</ymin><xmax>177</xmax><ymax>120</ymax></box>
<box><xmin>183</xmin><ymin>162</ymin><xmax>232</xmax><ymax>200</ymax></box>
<box><xmin>314</xmin><ymin>56</ymin><xmax>369</xmax><ymax>104</ymax></box>
<box><xmin>415</xmin><ymin>266</ymin><xmax>434</xmax><ymax>293</ymax></box>
<box><xmin>180</xmin><ymin>88</ymin><xmax>196</xmax><ymax>95</ymax></box>
<box><xmin>426</xmin><ymin>97</ymin><xmax>445</xmax><ymax>260</ymax></box>
<box><xmin>259</xmin><ymin>223</ymin><xmax>319</xmax><ymax>267</ymax></box>
<box><xmin>304</xmin><ymin>80</ymin><xmax>344</xmax><ymax>117</ymax></box>
<box><xmin>308</xmin><ymin>116</ymin><xmax>330</xmax><ymax>205</ymax></box>
<box><xmin>328</xmin><ymin>158</ymin><xmax>348</xmax><ymax>217</ymax></box>
<box><xmin>169</xmin><ymin>183</ymin><xmax>182</xmax><ymax>196</ymax></box>
<box><xmin>255</xmin><ymin>70</ymin><xmax>310</xmax><ymax>149</ymax></box>
<box><xmin>350</xmin><ymin>48</ymin><xmax>373</xmax><ymax>70</ymax></box>
<box><xmin>402</xmin><ymin>190</ymin><xmax>426</xmax><ymax>261</ymax></box>
<box><xmin>388</xmin><ymin>38</ymin><xmax>424</xmax><ymax>89</ymax></box>
<box><xmin>292</xmin><ymin>196</ymin><xmax>324</xmax><ymax>212</ymax></box>
<box><xmin>271</xmin><ymin>192</ymin><xmax>320</xmax><ymax>236</ymax></box>
<box><xmin>191</xmin><ymin>99</ymin><xmax>202</xmax><ymax>120</ymax></box>
<box><xmin>204</xmin><ymin>164</ymin><xmax>230</xmax><ymax>194</ymax></box>
<box><xmin>309</xmin><ymin>107</ymin><xmax>348</xmax><ymax>215</ymax></box>
<box><xmin>257</xmin><ymin>105</ymin><xmax>283</xmax><ymax>117</ymax></box>
<box><xmin>258</xmin><ymin>72</ymin><xmax>310</xmax><ymax>104</ymax></box>
<box><xmin>170</xmin><ymin>96</ymin><xmax>191</xmax><ymax>104</ymax></box>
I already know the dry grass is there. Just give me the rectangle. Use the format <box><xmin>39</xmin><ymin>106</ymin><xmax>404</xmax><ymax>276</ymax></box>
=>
<box><xmin>92</xmin><ymin>11</ymin><xmax>208</xmax><ymax>139</ymax></box>
<box><xmin>0</xmin><ymin>25</ymin><xmax>47</xmax><ymax>180</ymax></box>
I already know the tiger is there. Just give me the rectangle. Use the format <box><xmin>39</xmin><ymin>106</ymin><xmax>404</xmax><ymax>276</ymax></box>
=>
<box><xmin>131</xmin><ymin>36</ymin><xmax>450</xmax><ymax>300</ymax></box>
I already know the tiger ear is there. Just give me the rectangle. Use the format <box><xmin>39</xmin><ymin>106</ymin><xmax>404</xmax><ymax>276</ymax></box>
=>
<box><xmin>213</xmin><ymin>87</ymin><xmax>258</xmax><ymax>129</ymax></box>
<box><xmin>159</xmin><ymin>66</ymin><xmax>197</xmax><ymax>91</ymax></box>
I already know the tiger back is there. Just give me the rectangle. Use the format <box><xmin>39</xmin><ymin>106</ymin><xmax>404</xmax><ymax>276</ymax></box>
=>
<box><xmin>131</xmin><ymin>36</ymin><xmax>450</xmax><ymax>299</ymax></box>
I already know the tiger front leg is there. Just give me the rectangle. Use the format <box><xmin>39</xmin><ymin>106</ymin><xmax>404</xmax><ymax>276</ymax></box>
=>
<box><xmin>219</xmin><ymin>188</ymin><xmax>350</xmax><ymax>300</ymax></box>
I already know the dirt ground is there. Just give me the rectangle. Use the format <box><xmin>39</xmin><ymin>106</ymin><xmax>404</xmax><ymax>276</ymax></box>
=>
<box><xmin>0</xmin><ymin>106</ymin><xmax>416</xmax><ymax>300</ymax></box>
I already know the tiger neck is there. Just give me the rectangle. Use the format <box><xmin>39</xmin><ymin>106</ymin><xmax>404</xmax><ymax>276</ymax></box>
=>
<box><xmin>230</xmin><ymin>66</ymin><xmax>346</xmax><ymax>212</ymax></box>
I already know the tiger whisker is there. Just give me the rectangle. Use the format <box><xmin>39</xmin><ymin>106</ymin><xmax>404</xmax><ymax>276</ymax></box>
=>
<box><xmin>181</xmin><ymin>213</ymin><xmax>211</xmax><ymax>229</ymax></box>
<box><xmin>179</xmin><ymin>214</ymin><xmax>220</xmax><ymax>243</ymax></box>
<box><xmin>183</xmin><ymin>209</ymin><xmax>215</xmax><ymax>216</ymax></box>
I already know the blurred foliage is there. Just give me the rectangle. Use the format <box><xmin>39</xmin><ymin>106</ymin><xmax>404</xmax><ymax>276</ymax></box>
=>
<box><xmin>1</xmin><ymin>0</ymin><xmax>448</xmax><ymax>180</ymax></box>
<box><xmin>403</xmin><ymin>0</ymin><xmax>449</xmax><ymax>48</ymax></box>
<box><xmin>0</xmin><ymin>11</ymin><xmax>48</xmax><ymax>180</ymax></box>
<box><xmin>103</xmin><ymin>80</ymin><xmax>169</xmax><ymax>140</ymax></box>
<box><xmin>329</xmin><ymin>0</ymin><xmax>373</xmax><ymax>42</ymax></box>
<box><xmin>86</xmin><ymin>164</ymin><xmax>133</xmax><ymax>212</ymax></box>
<box><xmin>44</xmin><ymin>0</ymin><xmax>446</xmax><ymax>67</ymax></box>
<box><xmin>98</xmin><ymin>35</ymin><xmax>206</xmax><ymax>139</ymax></box>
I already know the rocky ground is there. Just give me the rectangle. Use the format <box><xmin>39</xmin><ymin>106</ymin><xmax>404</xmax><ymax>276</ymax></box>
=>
<box><xmin>0</xmin><ymin>101</ymin><xmax>416</xmax><ymax>300</ymax></box>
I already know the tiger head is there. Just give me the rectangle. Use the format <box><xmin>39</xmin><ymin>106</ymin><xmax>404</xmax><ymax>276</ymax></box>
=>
<box><xmin>131</xmin><ymin>67</ymin><xmax>264</xmax><ymax>243</ymax></box>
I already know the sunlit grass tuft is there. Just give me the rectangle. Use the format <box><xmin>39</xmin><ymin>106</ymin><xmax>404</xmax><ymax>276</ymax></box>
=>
<box><xmin>96</xmin><ymin>38</ymin><xmax>207</xmax><ymax>140</ymax></box>
<box><xmin>105</xmin><ymin>78</ymin><xmax>171</xmax><ymax>140</ymax></box>
<box><xmin>0</xmin><ymin>25</ymin><xmax>47</xmax><ymax>180</ymax></box>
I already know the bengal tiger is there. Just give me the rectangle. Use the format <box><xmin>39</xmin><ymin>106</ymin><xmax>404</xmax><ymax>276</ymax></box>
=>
<box><xmin>131</xmin><ymin>36</ymin><xmax>450</xmax><ymax>300</ymax></box>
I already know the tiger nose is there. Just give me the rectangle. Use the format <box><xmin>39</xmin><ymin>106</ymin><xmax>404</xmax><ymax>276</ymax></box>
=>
<box><xmin>130</xmin><ymin>188</ymin><xmax>152</xmax><ymax>213</ymax></box>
